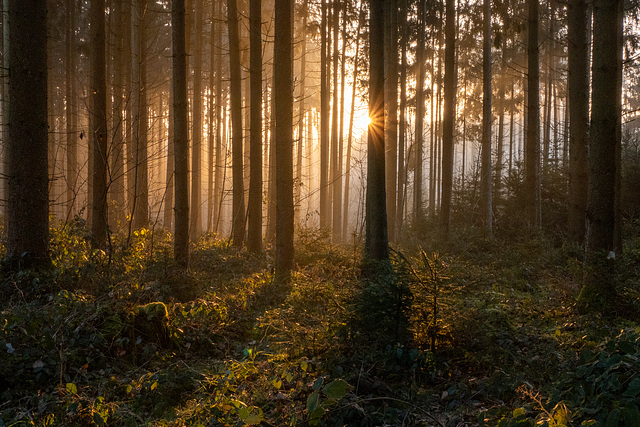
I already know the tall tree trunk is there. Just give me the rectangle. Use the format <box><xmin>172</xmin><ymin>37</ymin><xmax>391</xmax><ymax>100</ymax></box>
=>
<box><xmin>480</xmin><ymin>0</ymin><xmax>492</xmax><ymax>236</ymax></box>
<box><xmin>247</xmin><ymin>0</ymin><xmax>262</xmax><ymax>253</ymax></box>
<box><xmin>206</xmin><ymin>11</ymin><xmax>214</xmax><ymax>233</ymax></box>
<box><xmin>581</xmin><ymin>0</ymin><xmax>621</xmax><ymax>308</ymax></box>
<box><xmin>65</xmin><ymin>0</ymin><xmax>78</xmax><ymax>221</ymax></box>
<box><xmin>165</xmin><ymin>91</ymin><xmax>175</xmax><ymax>230</ymax></box>
<box><xmin>330</xmin><ymin>0</ymin><xmax>341</xmax><ymax>242</ymax></box>
<box><xmin>213</xmin><ymin>0</ymin><xmax>224</xmax><ymax>234</ymax></box>
<box><xmin>228</xmin><ymin>0</ymin><xmax>245</xmax><ymax>247</ymax></box>
<box><xmin>525</xmin><ymin>0</ymin><xmax>541</xmax><ymax>227</ymax></box>
<box><xmin>173</xmin><ymin>0</ymin><xmax>189</xmax><ymax>267</ymax></box>
<box><xmin>365</xmin><ymin>0</ymin><xmax>388</xmax><ymax>262</ymax></box>
<box><xmin>131</xmin><ymin>0</ymin><xmax>149</xmax><ymax>232</ymax></box>
<box><xmin>91</xmin><ymin>0</ymin><xmax>108</xmax><ymax>248</ymax></box>
<box><xmin>319</xmin><ymin>0</ymin><xmax>329</xmax><ymax>230</ymax></box>
<box><xmin>413</xmin><ymin>0</ymin><xmax>425</xmax><ymax>226</ymax></box>
<box><xmin>111</xmin><ymin>0</ymin><xmax>126</xmax><ymax>229</ymax></box>
<box><xmin>384</xmin><ymin>0</ymin><xmax>398</xmax><ymax>242</ymax></box>
<box><xmin>397</xmin><ymin>0</ymin><xmax>408</xmax><ymax>234</ymax></box>
<box><xmin>190</xmin><ymin>0</ymin><xmax>203</xmax><ymax>236</ymax></box>
<box><xmin>7</xmin><ymin>0</ymin><xmax>49</xmax><ymax>266</ymax></box>
<box><xmin>274</xmin><ymin>0</ymin><xmax>294</xmax><ymax>281</ymax></box>
<box><xmin>441</xmin><ymin>0</ymin><xmax>456</xmax><ymax>235</ymax></box>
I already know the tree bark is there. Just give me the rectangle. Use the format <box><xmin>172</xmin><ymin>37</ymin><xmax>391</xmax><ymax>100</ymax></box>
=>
<box><xmin>319</xmin><ymin>0</ymin><xmax>329</xmax><ymax>231</ymax></box>
<box><xmin>365</xmin><ymin>0</ymin><xmax>388</xmax><ymax>262</ymax></box>
<box><xmin>91</xmin><ymin>0</ymin><xmax>108</xmax><ymax>248</ymax></box>
<box><xmin>228</xmin><ymin>0</ymin><xmax>245</xmax><ymax>247</ymax></box>
<box><xmin>65</xmin><ymin>0</ymin><xmax>78</xmax><ymax>221</ymax></box>
<box><xmin>247</xmin><ymin>0</ymin><xmax>262</xmax><ymax>253</ymax></box>
<box><xmin>413</xmin><ymin>0</ymin><xmax>425</xmax><ymax>226</ymax></box>
<box><xmin>567</xmin><ymin>0</ymin><xmax>590</xmax><ymax>245</ymax></box>
<box><xmin>580</xmin><ymin>0</ymin><xmax>622</xmax><ymax>309</ymax></box>
<box><xmin>397</xmin><ymin>0</ymin><xmax>408</xmax><ymax>233</ymax></box>
<box><xmin>525</xmin><ymin>0</ymin><xmax>541</xmax><ymax>227</ymax></box>
<box><xmin>441</xmin><ymin>0</ymin><xmax>456</xmax><ymax>235</ymax></box>
<box><xmin>480</xmin><ymin>0</ymin><xmax>492</xmax><ymax>236</ymax></box>
<box><xmin>385</xmin><ymin>0</ymin><xmax>398</xmax><ymax>242</ymax></box>
<box><xmin>7</xmin><ymin>0</ymin><xmax>49</xmax><ymax>266</ymax></box>
<box><xmin>274</xmin><ymin>0</ymin><xmax>294</xmax><ymax>281</ymax></box>
<box><xmin>173</xmin><ymin>0</ymin><xmax>189</xmax><ymax>267</ymax></box>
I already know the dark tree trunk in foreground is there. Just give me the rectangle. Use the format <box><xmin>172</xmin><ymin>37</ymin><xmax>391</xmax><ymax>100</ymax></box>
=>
<box><xmin>274</xmin><ymin>0</ymin><xmax>294</xmax><ymax>281</ymax></box>
<box><xmin>441</xmin><ymin>0</ymin><xmax>456</xmax><ymax>235</ymax></box>
<box><xmin>480</xmin><ymin>0</ymin><xmax>492</xmax><ymax>237</ymax></box>
<box><xmin>91</xmin><ymin>0</ymin><xmax>108</xmax><ymax>249</ymax></box>
<box><xmin>581</xmin><ymin>0</ymin><xmax>622</xmax><ymax>308</ymax></box>
<box><xmin>567</xmin><ymin>0</ymin><xmax>590</xmax><ymax>245</ymax></box>
<box><xmin>228</xmin><ymin>0</ymin><xmax>245</xmax><ymax>247</ymax></box>
<box><xmin>525</xmin><ymin>0</ymin><xmax>541</xmax><ymax>227</ymax></box>
<box><xmin>7</xmin><ymin>0</ymin><xmax>49</xmax><ymax>266</ymax></box>
<box><xmin>247</xmin><ymin>0</ymin><xmax>262</xmax><ymax>253</ymax></box>
<box><xmin>365</xmin><ymin>0</ymin><xmax>388</xmax><ymax>262</ymax></box>
<box><xmin>173</xmin><ymin>0</ymin><xmax>189</xmax><ymax>268</ymax></box>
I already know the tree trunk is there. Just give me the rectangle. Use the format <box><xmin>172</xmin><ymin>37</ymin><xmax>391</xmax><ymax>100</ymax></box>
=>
<box><xmin>441</xmin><ymin>0</ymin><xmax>456</xmax><ymax>235</ymax></box>
<box><xmin>131</xmin><ymin>0</ymin><xmax>149</xmax><ymax>232</ymax></box>
<box><xmin>213</xmin><ymin>0</ymin><xmax>224</xmax><ymax>234</ymax></box>
<box><xmin>65</xmin><ymin>0</ymin><xmax>78</xmax><ymax>221</ymax></box>
<box><xmin>480</xmin><ymin>0</ymin><xmax>492</xmax><ymax>237</ymax></box>
<box><xmin>365</xmin><ymin>0</ymin><xmax>388</xmax><ymax>262</ymax></box>
<box><xmin>397</xmin><ymin>0</ymin><xmax>408</xmax><ymax>234</ymax></box>
<box><xmin>581</xmin><ymin>0</ymin><xmax>621</xmax><ymax>307</ymax></box>
<box><xmin>7</xmin><ymin>0</ymin><xmax>49</xmax><ymax>266</ymax></box>
<box><xmin>172</xmin><ymin>0</ymin><xmax>189</xmax><ymax>267</ymax></box>
<box><xmin>228</xmin><ymin>0</ymin><xmax>245</xmax><ymax>247</ymax></box>
<box><xmin>247</xmin><ymin>0</ymin><xmax>262</xmax><ymax>253</ymax></box>
<box><xmin>384</xmin><ymin>0</ymin><xmax>398</xmax><ymax>242</ymax></box>
<box><xmin>525</xmin><ymin>0</ymin><xmax>541</xmax><ymax>227</ymax></box>
<box><xmin>91</xmin><ymin>0</ymin><xmax>108</xmax><ymax>248</ymax></box>
<box><xmin>319</xmin><ymin>0</ymin><xmax>329</xmax><ymax>231</ymax></box>
<box><xmin>413</xmin><ymin>0</ymin><xmax>425</xmax><ymax>226</ymax></box>
<box><xmin>330</xmin><ymin>0</ymin><xmax>341</xmax><ymax>242</ymax></box>
<box><xmin>274</xmin><ymin>0</ymin><xmax>294</xmax><ymax>281</ymax></box>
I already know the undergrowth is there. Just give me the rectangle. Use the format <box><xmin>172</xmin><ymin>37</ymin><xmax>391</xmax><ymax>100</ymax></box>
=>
<box><xmin>0</xmin><ymin>220</ymin><xmax>639</xmax><ymax>426</ymax></box>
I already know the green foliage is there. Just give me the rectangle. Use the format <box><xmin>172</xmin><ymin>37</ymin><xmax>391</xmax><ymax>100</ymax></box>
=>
<box><xmin>1</xmin><ymin>216</ymin><xmax>639</xmax><ymax>426</ymax></box>
<box><xmin>550</xmin><ymin>329</ymin><xmax>640</xmax><ymax>426</ymax></box>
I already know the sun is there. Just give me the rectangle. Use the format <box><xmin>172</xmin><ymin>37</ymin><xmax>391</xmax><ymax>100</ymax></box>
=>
<box><xmin>356</xmin><ymin>114</ymin><xmax>371</xmax><ymax>131</ymax></box>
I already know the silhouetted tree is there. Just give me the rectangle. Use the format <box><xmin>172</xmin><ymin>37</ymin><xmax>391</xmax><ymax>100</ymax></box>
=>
<box><xmin>365</xmin><ymin>0</ymin><xmax>388</xmax><ymax>262</ymax></box>
<box><xmin>7</xmin><ymin>0</ymin><xmax>49</xmax><ymax>266</ymax></box>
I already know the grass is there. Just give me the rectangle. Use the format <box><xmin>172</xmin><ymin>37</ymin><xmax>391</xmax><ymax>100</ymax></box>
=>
<box><xmin>0</xmin><ymin>220</ymin><xmax>639</xmax><ymax>426</ymax></box>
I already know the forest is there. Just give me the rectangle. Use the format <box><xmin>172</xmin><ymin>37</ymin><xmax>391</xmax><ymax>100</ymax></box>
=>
<box><xmin>1</xmin><ymin>0</ymin><xmax>640</xmax><ymax>424</ymax></box>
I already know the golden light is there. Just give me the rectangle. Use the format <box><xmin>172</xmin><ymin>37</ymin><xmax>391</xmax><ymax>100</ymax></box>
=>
<box><xmin>357</xmin><ymin>115</ymin><xmax>372</xmax><ymax>130</ymax></box>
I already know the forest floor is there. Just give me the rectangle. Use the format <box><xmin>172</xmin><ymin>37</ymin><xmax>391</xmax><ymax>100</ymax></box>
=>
<box><xmin>1</xmin><ymin>221</ymin><xmax>640</xmax><ymax>426</ymax></box>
